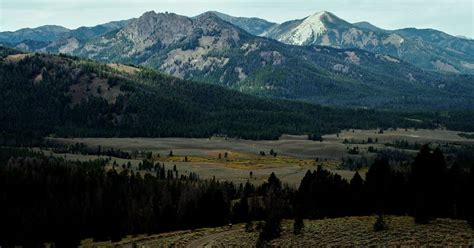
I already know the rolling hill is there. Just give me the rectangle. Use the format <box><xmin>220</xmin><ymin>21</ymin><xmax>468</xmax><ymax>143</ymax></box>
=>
<box><xmin>2</xmin><ymin>47</ymin><xmax>444</xmax><ymax>144</ymax></box>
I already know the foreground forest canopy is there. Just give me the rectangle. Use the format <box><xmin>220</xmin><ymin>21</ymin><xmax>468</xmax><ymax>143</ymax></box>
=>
<box><xmin>0</xmin><ymin>145</ymin><xmax>473</xmax><ymax>246</ymax></box>
<box><xmin>1</xmin><ymin>47</ymin><xmax>474</xmax><ymax>144</ymax></box>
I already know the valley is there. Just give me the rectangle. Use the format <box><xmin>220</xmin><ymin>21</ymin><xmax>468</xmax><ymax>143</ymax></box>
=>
<box><xmin>43</xmin><ymin>128</ymin><xmax>474</xmax><ymax>185</ymax></box>
<box><xmin>1</xmin><ymin>4</ymin><xmax>474</xmax><ymax>247</ymax></box>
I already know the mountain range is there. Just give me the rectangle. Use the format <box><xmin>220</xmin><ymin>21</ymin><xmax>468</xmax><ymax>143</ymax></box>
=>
<box><xmin>263</xmin><ymin>11</ymin><xmax>474</xmax><ymax>74</ymax></box>
<box><xmin>4</xmin><ymin>11</ymin><xmax>473</xmax><ymax>74</ymax></box>
<box><xmin>0</xmin><ymin>20</ymin><xmax>131</xmax><ymax>51</ymax></box>
<box><xmin>1</xmin><ymin>11</ymin><xmax>474</xmax><ymax>111</ymax></box>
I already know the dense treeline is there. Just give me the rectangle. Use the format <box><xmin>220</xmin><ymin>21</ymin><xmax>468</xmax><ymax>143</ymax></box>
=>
<box><xmin>0</xmin><ymin>145</ymin><xmax>473</xmax><ymax>246</ymax></box>
<box><xmin>2</xmin><ymin>48</ymin><xmax>473</xmax><ymax>145</ymax></box>
<box><xmin>0</xmin><ymin>148</ymin><xmax>240</xmax><ymax>246</ymax></box>
<box><xmin>48</xmin><ymin>142</ymin><xmax>132</xmax><ymax>159</ymax></box>
<box><xmin>295</xmin><ymin>146</ymin><xmax>474</xmax><ymax>226</ymax></box>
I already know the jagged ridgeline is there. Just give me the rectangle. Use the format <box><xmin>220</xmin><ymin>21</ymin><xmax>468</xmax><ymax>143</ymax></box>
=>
<box><xmin>0</xmin><ymin>47</ymin><xmax>461</xmax><ymax>143</ymax></box>
<box><xmin>5</xmin><ymin>11</ymin><xmax>474</xmax><ymax>110</ymax></box>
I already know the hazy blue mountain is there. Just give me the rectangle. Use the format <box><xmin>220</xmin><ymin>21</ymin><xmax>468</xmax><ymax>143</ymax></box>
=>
<box><xmin>0</xmin><ymin>25</ymin><xmax>70</xmax><ymax>43</ymax></box>
<box><xmin>64</xmin><ymin>19</ymin><xmax>132</xmax><ymax>41</ymax></box>
<box><xmin>394</xmin><ymin>28</ymin><xmax>474</xmax><ymax>59</ymax></box>
<box><xmin>1</xmin><ymin>20</ymin><xmax>131</xmax><ymax>52</ymax></box>
<box><xmin>353</xmin><ymin>21</ymin><xmax>386</xmax><ymax>32</ymax></box>
<box><xmin>198</xmin><ymin>11</ymin><xmax>277</xmax><ymax>36</ymax></box>
<box><xmin>456</xmin><ymin>35</ymin><xmax>473</xmax><ymax>40</ymax></box>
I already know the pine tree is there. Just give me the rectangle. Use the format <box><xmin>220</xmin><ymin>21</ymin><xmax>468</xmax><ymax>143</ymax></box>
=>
<box><xmin>431</xmin><ymin>147</ymin><xmax>448</xmax><ymax>216</ymax></box>
<box><xmin>350</xmin><ymin>171</ymin><xmax>363</xmax><ymax>189</ymax></box>
<box><xmin>350</xmin><ymin>171</ymin><xmax>364</xmax><ymax>215</ymax></box>
<box><xmin>293</xmin><ymin>217</ymin><xmax>304</xmax><ymax>235</ymax></box>
<box><xmin>373</xmin><ymin>214</ymin><xmax>388</xmax><ymax>231</ymax></box>
<box><xmin>412</xmin><ymin>145</ymin><xmax>448</xmax><ymax>223</ymax></box>
<box><xmin>468</xmin><ymin>168</ymin><xmax>474</xmax><ymax>229</ymax></box>
<box><xmin>412</xmin><ymin>145</ymin><xmax>431</xmax><ymax>223</ymax></box>
<box><xmin>267</xmin><ymin>172</ymin><xmax>281</xmax><ymax>190</ymax></box>
<box><xmin>258</xmin><ymin>173</ymin><xmax>283</xmax><ymax>242</ymax></box>
<box><xmin>232</xmin><ymin>196</ymin><xmax>249</xmax><ymax>223</ymax></box>
<box><xmin>365</xmin><ymin>158</ymin><xmax>391</xmax><ymax>214</ymax></box>
<box><xmin>258</xmin><ymin>213</ymin><xmax>282</xmax><ymax>242</ymax></box>
<box><xmin>245</xmin><ymin>221</ymin><xmax>254</xmax><ymax>232</ymax></box>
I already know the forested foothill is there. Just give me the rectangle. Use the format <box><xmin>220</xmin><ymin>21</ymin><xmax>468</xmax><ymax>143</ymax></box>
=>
<box><xmin>1</xmin><ymin>47</ymin><xmax>474</xmax><ymax>146</ymax></box>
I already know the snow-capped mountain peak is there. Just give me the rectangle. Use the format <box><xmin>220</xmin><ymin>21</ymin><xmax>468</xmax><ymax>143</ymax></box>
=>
<box><xmin>274</xmin><ymin>11</ymin><xmax>328</xmax><ymax>45</ymax></box>
<box><xmin>266</xmin><ymin>11</ymin><xmax>352</xmax><ymax>46</ymax></box>
<box><xmin>291</xmin><ymin>12</ymin><xmax>329</xmax><ymax>43</ymax></box>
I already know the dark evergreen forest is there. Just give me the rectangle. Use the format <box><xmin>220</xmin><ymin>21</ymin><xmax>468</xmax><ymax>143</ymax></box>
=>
<box><xmin>0</xmin><ymin>145</ymin><xmax>472</xmax><ymax>246</ymax></box>
<box><xmin>1</xmin><ymin>48</ymin><xmax>474</xmax><ymax>145</ymax></box>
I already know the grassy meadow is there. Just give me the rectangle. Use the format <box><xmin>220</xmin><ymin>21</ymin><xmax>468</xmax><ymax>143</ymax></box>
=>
<box><xmin>42</xmin><ymin>128</ymin><xmax>474</xmax><ymax>186</ymax></box>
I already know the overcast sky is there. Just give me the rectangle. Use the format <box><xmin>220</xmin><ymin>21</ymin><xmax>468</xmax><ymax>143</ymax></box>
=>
<box><xmin>1</xmin><ymin>0</ymin><xmax>473</xmax><ymax>38</ymax></box>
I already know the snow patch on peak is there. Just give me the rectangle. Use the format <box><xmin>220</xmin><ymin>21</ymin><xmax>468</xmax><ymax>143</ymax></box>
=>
<box><xmin>279</xmin><ymin>12</ymin><xmax>332</xmax><ymax>45</ymax></box>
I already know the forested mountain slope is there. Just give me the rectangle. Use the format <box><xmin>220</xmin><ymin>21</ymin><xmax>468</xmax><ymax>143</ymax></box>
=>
<box><xmin>2</xmin><ymin>47</ymin><xmax>461</xmax><ymax>144</ymax></box>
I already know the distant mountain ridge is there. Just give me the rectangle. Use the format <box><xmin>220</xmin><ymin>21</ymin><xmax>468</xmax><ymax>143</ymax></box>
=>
<box><xmin>198</xmin><ymin>11</ymin><xmax>277</xmax><ymax>36</ymax></box>
<box><xmin>259</xmin><ymin>11</ymin><xmax>474</xmax><ymax>74</ymax></box>
<box><xmin>352</xmin><ymin>21</ymin><xmax>386</xmax><ymax>33</ymax></box>
<box><xmin>2</xmin><ymin>11</ymin><xmax>474</xmax><ymax>111</ymax></box>
<box><xmin>0</xmin><ymin>25</ymin><xmax>70</xmax><ymax>43</ymax></box>
<box><xmin>3</xmin><ymin>11</ymin><xmax>473</xmax><ymax>74</ymax></box>
<box><xmin>0</xmin><ymin>19</ymin><xmax>132</xmax><ymax>51</ymax></box>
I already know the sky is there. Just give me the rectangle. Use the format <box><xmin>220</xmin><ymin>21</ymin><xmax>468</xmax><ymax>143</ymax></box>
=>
<box><xmin>1</xmin><ymin>0</ymin><xmax>473</xmax><ymax>38</ymax></box>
